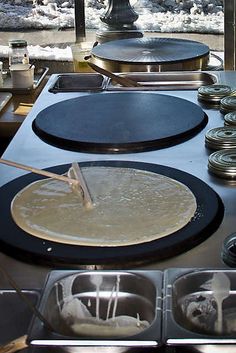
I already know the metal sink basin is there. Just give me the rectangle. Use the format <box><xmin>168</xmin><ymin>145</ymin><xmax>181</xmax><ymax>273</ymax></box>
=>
<box><xmin>0</xmin><ymin>289</ymin><xmax>40</xmax><ymax>346</ymax></box>
<box><xmin>107</xmin><ymin>72</ymin><xmax>218</xmax><ymax>91</ymax></box>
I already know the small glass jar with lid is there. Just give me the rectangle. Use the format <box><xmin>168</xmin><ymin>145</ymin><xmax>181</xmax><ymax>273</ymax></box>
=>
<box><xmin>9</xmin><ymin>39</ymin><xmax>29</xmax><ymax>68</ymax></box>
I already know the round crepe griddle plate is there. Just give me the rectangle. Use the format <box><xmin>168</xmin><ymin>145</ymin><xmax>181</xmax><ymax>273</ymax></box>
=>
<box><xmin>91</xmin><ymin>37</ymin><xmax>210</xmax><ymax>65</ymax></box>
<box><xmin>0</xmin><ymin>161</ymin><xmax>223</xmax><ymax>267</ymax></box>
<box><xmin>32</xmin><ymin>92</ymin><xmax>208</xmax><ymax>154</ymax></box>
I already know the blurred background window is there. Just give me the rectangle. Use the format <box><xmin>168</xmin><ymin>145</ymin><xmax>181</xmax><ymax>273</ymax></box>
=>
<box><xmin>0</xmin><ymin>0</ymin><xmax>224</xmax><ymax>70</ymax></box>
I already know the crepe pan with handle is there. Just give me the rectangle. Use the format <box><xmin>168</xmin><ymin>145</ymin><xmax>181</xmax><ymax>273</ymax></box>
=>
<box><xmin>0</xmin><ymin>161</ymin><xmax>223</xmax><ymax>267</ymax></box>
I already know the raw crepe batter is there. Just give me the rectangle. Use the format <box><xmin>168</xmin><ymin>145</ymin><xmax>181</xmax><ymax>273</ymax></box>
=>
<box><xmin>11</xmin><ymin>167</ymin><xmax>197</xmax><ymax>246</ymax></box>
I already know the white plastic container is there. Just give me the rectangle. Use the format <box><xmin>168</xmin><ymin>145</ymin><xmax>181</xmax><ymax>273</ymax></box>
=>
<box><xmin>10</xmin><ymin>64</ymin><xmax>34</xmax><ymax>89</ymax></box>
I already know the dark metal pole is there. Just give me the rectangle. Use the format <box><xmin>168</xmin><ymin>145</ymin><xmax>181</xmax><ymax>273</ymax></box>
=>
<box><xmin>224</xmin><ymin>0</ymin><xmax>236</xmax><ymax>69</ymax></box>
<box><xmin>96</xmin><ymin>0</ymin><xmax>143</xmax><ymax>42</ymax></box>
<box><xmin>74</xmin><ymin>0</ymin><xmax>86</xmax><ymax>43</ymax></box>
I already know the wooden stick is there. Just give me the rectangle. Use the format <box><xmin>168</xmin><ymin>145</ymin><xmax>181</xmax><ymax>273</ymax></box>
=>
<box><xmin>71</xmin><ymin>162</ymin><xmax>93</xmax><ymax>209</ymax></box>
<box><xmin>0</xmin><ymin>335</ymin><xmax>28</xmax><ymax>353</ymax></box>
<box><xmin>87</xmin><ymin>61</ymin><xmax>142</xmax><ymax>88</ymax></box>
<box><xmin>0</xmin><ymin>158</ymin><xmax>80</xmax><ymax>187</ymax></box>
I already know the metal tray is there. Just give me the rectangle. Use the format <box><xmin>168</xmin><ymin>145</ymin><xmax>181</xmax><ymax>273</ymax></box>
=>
<box><xmin>163</xmin><ymin>268</ymin><xmax>236</xmax><ymax>347</ymax></box>
<box><xmin>48</xmin><ymin>73</ymin><xmax>108</xmax><ymax>93</ymax></box>
<box><xmin>27</xmin><ymin>270</ymin><xmax>162</xmax><ymax>351</ymax></box>
<box><xmin>0</xmin><ymin>67</ymin><xmax>49</xmax><ymax>94</ymax></box>
<box><xmin>106</xmin><ymin>72</ymin><xmax>218</xmax><ymax>91</ymax></box>
<box><xmin>0</xmin><ymin>289</ymin><xmax>40</xmax><ymax>346</ymax></box>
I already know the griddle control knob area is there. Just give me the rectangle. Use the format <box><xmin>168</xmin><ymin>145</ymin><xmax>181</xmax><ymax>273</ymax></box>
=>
<box><xmin>222</xmin><ymin>233</ymin><xmax>236</xmax><ymax>267</ymax></box>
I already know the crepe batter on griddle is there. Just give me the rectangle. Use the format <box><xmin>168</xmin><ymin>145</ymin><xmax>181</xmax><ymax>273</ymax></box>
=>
<box><xmin>11</xmin><ymin>167</ymin><xmax>197</xmax><ymax>246</ymax></box>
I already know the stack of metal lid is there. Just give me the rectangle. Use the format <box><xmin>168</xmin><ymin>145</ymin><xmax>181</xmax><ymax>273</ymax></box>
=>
<box><xmin>222</xmin><ymin>232</ymin><xmax>236</xmax><ymax>266</ymax></box>
<box><xmin>198</xmin><ymin>84</ymin><xmax>232</xmax><ymax>104</ymax></box>
<box><xmin>205</xmin><ymin>126</ymin><xmax>236</xmax><ymax>150</ymax></box>
<box><xmin>224</xmin><ymin>111</ymin><xmax>236</xmax><ymax>126</ymax></box>
<box><xmin>220</xmin><ymin>95</ymin><xmax>236</xmax><ymax>114</ymax></box>
<box><xmin>208</xmin><ymin>149</ymin><xmax>236</xmax><ymax>179</ymax></box>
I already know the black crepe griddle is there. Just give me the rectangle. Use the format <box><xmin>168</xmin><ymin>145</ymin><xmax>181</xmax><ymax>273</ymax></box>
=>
<box><xmin>32</xmin><ymin>92</ymin><xmax>208</xmax><ymax>153</ymax></box>
<box><xmin>91</xmin><ymin>37</ymin><xmax>210</xmax><ymax>64</ymax></box>
<box><xmin>0</xmin><ymin>161</ymin><xmax>223</xmax><ymax>267</ymax></box>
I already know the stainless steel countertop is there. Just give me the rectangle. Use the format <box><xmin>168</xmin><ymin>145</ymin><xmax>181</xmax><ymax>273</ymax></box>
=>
<box><xmin>1</xmin><ymin>71</ymin><xmax>236</xmax><ymax>290</ymax></box>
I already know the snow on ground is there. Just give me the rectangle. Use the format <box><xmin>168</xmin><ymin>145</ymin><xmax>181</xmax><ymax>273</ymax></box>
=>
<box><xmin>0</xmin><ymin>0</ymin><xmax>224</xmax><ymax>60</ymax></box>
<box><xmin>0</xmin><ymin>0</ymin><xmax>224</xmax><ymax>33</ymax></box>
<box><xmin>0</xmin><ymin>43</ymin><xmax>73</xmax><ymax>60</ymax></box>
